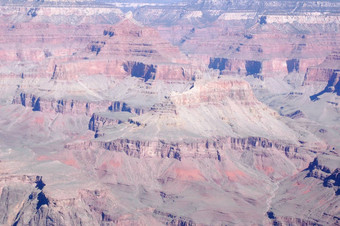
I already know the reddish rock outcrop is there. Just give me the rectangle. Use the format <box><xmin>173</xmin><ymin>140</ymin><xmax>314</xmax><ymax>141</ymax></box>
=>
<box><xmin>12</xmin><ymin>93</ymin><xmax>112</xmax><ymax>116</ymax></box>
<box><xmin>268</xmin><ymin>155</ymin><xmax>340</xmax><ymax>226</ymax></box>
<box><xmin>304</xmin><ymin>50</ymin><xmax>340</xmax><ymax>84</ymax></box>
<box><xmin>0</xmin><ymin>2</ymin><xmax>339</xmax><ymax>226</ymax></box>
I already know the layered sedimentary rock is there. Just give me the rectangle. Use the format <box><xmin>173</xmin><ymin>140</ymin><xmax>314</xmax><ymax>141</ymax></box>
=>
<box><xmin>268</xmin><ymin>155</ymin><xmax>340</xmax><ymax>226</ymax></box>
<box><xmin>90</xmin><ymin>78</ymin><xmax>325</xmax><ymax>180</ymax></box>
<box><xmin>0</xmin><ymin>175</ymin><xmax>48</xmax><ymax>226</ymax></box>
<box><xmin>88</xmin><ymin>111</ymin><xmax>133</xmax><ymax>132</ymax></box>
<box><xmin>156</xmin><ymin>9</ymin><xmax>339</xmax><ymax>78</ymax></box>
<box><xmin>304</xmin><ymin>50</ymin><xmax>340</xmax><ymax>100</ymax></box>
<box><xmin>0</xmin><ymin>0</ymin><xmax>339</xmax><ymax>225</ymax></box>
<box><xmin>1</xmin><ymin>12</ymin><xmax>200</xmax><ymax>115</ymax></box>
<box><xmin>189</xmin><ymin>0</ymin><xmax>340</xmax><ymax>13</ymax></box>
<box><xmin>307</xmin><ymin>156</ymin><xmax>340</xmax><ymax>192</ymax></box>
<box><xmin>310</xmin><ymin>70</ymin><xmax>340</xmax><ymax>100</ymax></box>
<box><xmin>304</xmin><ymin>50</ymin><xmax>340</xmax><ymax>85</ymax></box>
<box><xmin>0</xmin><ymin>174</ymin><xmax>152</xmax><ymax>225</ymax></box>
<box><xmin>12</xmin><ymin>92</ymin><xmax>114</xmax><ymax>115</ymax></box>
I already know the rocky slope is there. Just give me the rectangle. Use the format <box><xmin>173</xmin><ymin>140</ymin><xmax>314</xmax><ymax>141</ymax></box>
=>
<box><xmin>0</xmin><ymin>10</ymin><xmax>200</xmax><ymax>115</ymax></box>
<box><xmin>0</xmin><ymin>1</ymin><xmax>339</xmax><ymax>225</ymax></box>
<box><xmin>268</xmin><ymin>155</ymin><xmax>340</xmax><ymax>225</ymax></box>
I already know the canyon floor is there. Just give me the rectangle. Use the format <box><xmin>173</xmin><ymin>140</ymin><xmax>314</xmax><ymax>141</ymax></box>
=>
<box><xmin>0</xmin><ymin>0</ymin><xmax>339</xmax><ymax>225</ymax></box>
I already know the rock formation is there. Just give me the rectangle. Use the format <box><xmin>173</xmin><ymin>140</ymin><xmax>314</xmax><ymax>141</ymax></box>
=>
<box><xmin>0</xmin><ymin>0</ymin><xmax>339</xmax><ymax>225</ymax></box>
<box><xmin>268</xmin><ymin>155</ymin><xmax>340</xmax><ymax>225</ymax></box>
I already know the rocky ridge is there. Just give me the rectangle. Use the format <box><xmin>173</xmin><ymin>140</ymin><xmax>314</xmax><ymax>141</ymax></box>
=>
<box><xmin>0</xmin><ymin>1</ymin><xmax>339</xmax><ymax>225</ymax></box>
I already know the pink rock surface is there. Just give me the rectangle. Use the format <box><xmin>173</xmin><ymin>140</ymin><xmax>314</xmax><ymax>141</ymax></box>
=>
<box><xmin>0</xmin><ymin>2</ymin><xmax>339</xmax><ymax>225</ymax></box>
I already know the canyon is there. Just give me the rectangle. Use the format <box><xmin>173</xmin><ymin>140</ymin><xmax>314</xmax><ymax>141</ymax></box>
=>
<box><xmin>0</xmin><ymin>0</ymin><xmax>339</xmax><ymax>225</ymax></box>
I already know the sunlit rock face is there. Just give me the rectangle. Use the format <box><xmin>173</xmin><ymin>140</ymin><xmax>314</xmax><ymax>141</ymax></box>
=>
<box><xmin>0</xmin><ymin>0</ymin><xmax>339</xmax><ymax>225</ymax></box>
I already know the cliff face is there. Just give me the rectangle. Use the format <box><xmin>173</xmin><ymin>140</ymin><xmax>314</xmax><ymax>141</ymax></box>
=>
<box><xmin>307</xmin><ymin>156</ymin><xmax>340</xmax><ymax>192</ymax></box>
<box><xmin>87</xmin><ymin>78</ymin><xmax>325</xmax><ymax>182</ymax></box>
<box><xmin>0</xmin><ymin>175</ymin><xmax>150</xmax><ymax>225</ymax></box>
<box><xmin>0</xmin><ymin>175</ymin><xmax>49</xmax><ymax>225</ymax></box>
<box><xmin>1</xmin><ymin>14</ymin><xmax>199</xmax><ymax>116</ymax></box>
<box><xmin>88</xmin><ymin>111</ymin><xmax>134</xmax><ymax>132</ymax></box>
<box><xmin>12</xmin><ymin>93</ymin><xmax>112</xmax><ymax>116</ymax></box>
<box><xmin>157</xmin><ymin>9</ymin><xmax>339</xmax><ymax>79</ymax></box>
<box><xmin>189</xmin><ymin>0</ymin><xmax>340</xmax><ymax>12</ymax></box>
<box><xmin>304</xmin><ymin>51</ymin><xmax>340</xmax><ymax>100</ymax></box>
<box><xmin>304</xmin><ymin>50</ymin><xmax>340</xmax><ymax>84</ymax></box>
<box><xmin>0</xmin><ymin>1</ymin><xmax>339</xmax><ymax>225</ymax></box>
<box><xmin>268</xmin><ymin>155</ymin><xmax>340</xmax><ymax>226</ymax></box>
